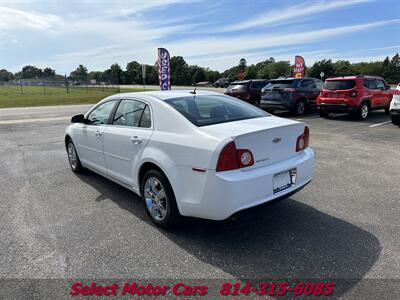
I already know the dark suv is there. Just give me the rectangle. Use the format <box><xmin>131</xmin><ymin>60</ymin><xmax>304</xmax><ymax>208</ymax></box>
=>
<box><xmin>259</xmin><ymin>77</ymin><xmax>322</xmax><ymax>115</ymax></box>
<box><xmin>317</xmin><ymin>76</ymin><xmax>392</xmax><ymax>120</ymax></box>
<box><xmin>224</xmin><ymin>79</ymin><xmax>269</xmax><ymax>105</ymax></box>
<box><xmin>214</xmin><ymin>78</ymin><xmax>233</xmax><ymax>88</ymax></box>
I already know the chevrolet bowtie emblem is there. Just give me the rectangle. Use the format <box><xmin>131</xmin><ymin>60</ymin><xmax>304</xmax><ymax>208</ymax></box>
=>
<box><xmin>273</xmin><ymin>137</ymin><xmax>282</xmax><ymax>144</ymax></box>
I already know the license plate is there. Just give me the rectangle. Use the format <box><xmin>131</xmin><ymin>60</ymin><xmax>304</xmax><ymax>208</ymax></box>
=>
<box><xmin>273</xmin><ymin>170</ymin><xmax>293</xmax><ymax>193</ymax></box>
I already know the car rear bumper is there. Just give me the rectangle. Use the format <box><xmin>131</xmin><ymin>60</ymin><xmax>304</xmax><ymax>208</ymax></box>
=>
<box><xmin>260</xmin><ymin>99</ymin><xmax>294</xmax><ymax>110</ymax></box>
<box><xmin>318</xmin><ymin>103</ymin><xmax>357</xmax><ymax>113</ymax></box>
<box><xmin>390</xmin><ymin>108</ymin><xmax>400</xmax><ymax>117</ymax></box>
<box><xmin>175</xmin><ymin>147</ymin><xmax>314</xmax><ymax>220</ymax></box>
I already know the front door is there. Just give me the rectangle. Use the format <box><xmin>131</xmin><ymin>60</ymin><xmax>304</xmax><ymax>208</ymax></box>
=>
<box><xmin>75</xmin><ymin>99</ymin><xmax>117</xmax><ymax>174</ymax></box>
<box><xmin>103</xmin><ymin>99</ymin><xmax>153</xmax><ymax>188</ymax></box>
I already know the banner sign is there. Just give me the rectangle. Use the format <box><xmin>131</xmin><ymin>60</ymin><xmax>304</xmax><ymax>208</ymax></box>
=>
<box><xmin>293</xmin><ymin>55</ymin><xmax>305</xmax><ymax>78</ymax></box>
<box><xmin>157</xmin><ymin>48</ymin><xmax>171</xmax><ymax>90</ymax></box>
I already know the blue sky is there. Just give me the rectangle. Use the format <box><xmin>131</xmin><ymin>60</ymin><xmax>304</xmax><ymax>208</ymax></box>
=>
<box><xmin>0</xmin><ymin>0</ymin><xmax>399</xmax><ymax>74</ymax></box>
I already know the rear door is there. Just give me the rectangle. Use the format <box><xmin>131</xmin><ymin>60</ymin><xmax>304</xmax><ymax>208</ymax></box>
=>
<box><xmin>365</xmin><ymin>79</ymin><xmax>380</xmax><ymax>108</ymax></box>
<box><xmin>103</xmin><ymin>99</ymin><xmax>153</xmax><ymax>188</ymax></box>
<box><xmin>298</xmin><ymin>79</ymin><xmax>317</xmax><ymax>106</ymax></box>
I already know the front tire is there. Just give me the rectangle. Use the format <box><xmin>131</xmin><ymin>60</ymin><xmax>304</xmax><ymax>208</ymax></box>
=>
<box><xmin>66</xmin><ymin>139</ymin><xmax>84</xmax><ymax>173</ymax></box>
<box><xmin>141</xmin><ymin>170</ymin><xmax>181</xmax><ymax>228</ymax></box>
<box><xmin>391</xmin><ymin>116</ymin><xmax>400</xmax><ymax>125</ymax></box>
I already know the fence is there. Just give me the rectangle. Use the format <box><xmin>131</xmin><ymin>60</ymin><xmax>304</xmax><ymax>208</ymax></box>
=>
<box><xmin>0</xmin><ymin>78</ymin><xmax>120</xmax><ymax>96</ymax></box>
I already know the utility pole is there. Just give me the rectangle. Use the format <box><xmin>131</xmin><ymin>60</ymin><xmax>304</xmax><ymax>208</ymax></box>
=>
<box><xmin>65</xmin><ymin>74</ymin><xmax>69</xmax><ymax>94</ymax></box>
<box><xmin>142</xmin><ymin>64</ymin><xmax>146</xmax><ymax>90</ymax></box>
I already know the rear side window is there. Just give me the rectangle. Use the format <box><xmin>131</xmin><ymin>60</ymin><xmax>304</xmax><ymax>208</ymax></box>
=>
<box><xmin>265</xmin><ymin>80</ymin><xmax>294</xmax><ymax>89</ymax></box>
<box><xmin>165</xmin><ymin>95</ymin><xmax>268</xmax><ymax>127</ymax></box>
<box><xmin>251</xmin><ymin>81</ymin><xmax>268</xmax><ymax>89</ymax></box>
<box><xmin>299</xmin><ymin>79</ymin><xmax>316</xmax><ymax>89</ymax></box>
<box><xmin>363</xmin><ymin>79</ymin><xmax>377</xmax><ymax>90</ymax></box>
<box><xmin>112</xmin><ymin>99</ymin><xmax>151</xmax><ymax>128</ymax></box>
<box><xmin>226</xmin><ymin>82</ymin><xmax>247</xmax><ymax>92</ymax></box>
<box><xmin>324</xmin><ymin>80</ymin><xmax>356</xmax><ymax>90</ymax></box>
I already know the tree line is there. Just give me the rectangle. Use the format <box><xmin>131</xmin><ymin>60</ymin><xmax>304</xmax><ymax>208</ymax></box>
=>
<box><xmin>1</xmin><ymin>53</ymin><xmax>399</xmax><ymax>85</ymax></box>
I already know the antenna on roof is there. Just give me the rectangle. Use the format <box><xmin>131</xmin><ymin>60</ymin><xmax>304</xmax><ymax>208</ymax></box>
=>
<box><xmin>190</xmin><ymin>87</ymin><xmax>197</xmax><ymax>95</ymax></box>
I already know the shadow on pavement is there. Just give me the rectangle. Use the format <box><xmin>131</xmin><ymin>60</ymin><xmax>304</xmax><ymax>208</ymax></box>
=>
<box><xmin>77</xmin><ymin>170</ymin><xmax>381</xmax><ymax>298</ymax></box>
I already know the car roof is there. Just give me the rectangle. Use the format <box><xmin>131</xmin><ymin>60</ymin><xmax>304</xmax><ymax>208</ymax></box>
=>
<box><xmin>108</xmin><ymin>90</ymin><xmax>222</xmax><ymax>101</ymax></box>
<box><xmin>327</xmin><ymin>75</ymin><xmax>383</xmax><ymax>80</ymax></box>
<box><xmin>230</xmin><ymin>79</ymin><xmax>269</xmax><ymax>84</ymax></box>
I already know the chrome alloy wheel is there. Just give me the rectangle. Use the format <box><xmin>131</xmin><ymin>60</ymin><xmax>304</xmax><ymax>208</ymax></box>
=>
<box><xmin>361</xmin><ymin>104</ymin><xmax>369</xmax><ymax>119</ymax></box>
<box><xmin>67</xmin><ymin>142</ymin><xmax>78</xmax><ymax>169</ymax></box>
<box><xmin>144</xmin><ymin>177</ymin><xmax>168</xmax><ymax>221</ymax></box>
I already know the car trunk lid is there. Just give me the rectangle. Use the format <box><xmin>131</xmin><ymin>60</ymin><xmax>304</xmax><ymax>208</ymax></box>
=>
<box><xmin>201</xmin><ymin>117</ymin><xmax>305</xmax><ymax>169</ymax></box>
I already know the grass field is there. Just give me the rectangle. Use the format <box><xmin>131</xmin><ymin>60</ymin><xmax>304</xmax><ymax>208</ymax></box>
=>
<box><xmin>0</xmin><ymin>86</ymin><xmax>148</xmax><ymax>108</ymax></box>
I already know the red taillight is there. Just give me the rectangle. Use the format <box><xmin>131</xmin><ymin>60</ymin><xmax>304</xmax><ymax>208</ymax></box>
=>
<box><xmin>216</xmin><ymin>142</ymin><xmax>254</xmax><ymax>171</ymax></box>
<box><xmin>393</xmin><ymin>90</ymin><xmax>400</xmax><ymax>95</ymax></box>
<box><xmin>296</xmin><ymin>126</ymin><xmax>310</xmax><ymax>152</ymax></box>
<box><xmin>237</xmin><ymin>149</ymin><xmax>254</xmax><ymax>168</ymax></box>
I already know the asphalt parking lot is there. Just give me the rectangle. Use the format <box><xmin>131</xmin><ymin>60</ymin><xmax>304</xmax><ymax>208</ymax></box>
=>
<box><xmin>0</xmin><ymin>104</ymin><xmax>399</xmax><ymax>298</ymax></box>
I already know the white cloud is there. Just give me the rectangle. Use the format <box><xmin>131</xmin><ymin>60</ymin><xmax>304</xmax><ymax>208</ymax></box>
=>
<box><xmin>0</xmin><ymin>7</ymin><xmax>63</xmax><ymax>30</ymax></box>
<box><xmin>222</xmin><ymin>0</ymin><xmax>373</xmax><ymax>31</ymax></box>
<box><xmin>165</xmin><ymin>19</ymin><xmax>400</xmax><ymax>59</ymax></box>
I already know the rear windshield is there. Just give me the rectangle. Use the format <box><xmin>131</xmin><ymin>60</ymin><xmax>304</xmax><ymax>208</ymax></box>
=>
<box><xmin>264</xmin><ymin>80</ymin><xmax>294</xmax><ymax>89</ymax></box>
<box><xmin>324</xmin><ymin>80</ymin><xmax>356</xmax><ymax>90</ymax></box>
<box><xmin>165</xmin><ymin>95</ymin><xmax>268</xmax><ymax>127</ymax></box>
<box><xmin>226</xmin><ymin>82</ymin><xmax>247</xmax><ymax>91</ymax></box>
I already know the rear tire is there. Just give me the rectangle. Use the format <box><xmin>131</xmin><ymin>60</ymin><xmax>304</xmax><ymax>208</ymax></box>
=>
<box><xmin>293</xmin><ymin>100</ymin><xmax>306</xmax><ymax>116</ymax></box>
<box><xmin>141</xmin><ymin>169</ymin><xmax>181</xmax><ymax>228</ymax></box>
<box><xmin>357</xmin><ymin>102</ymin><xmax>369</xmax><ymax>120</ymax></box>
<box><xmin>391</xmin><ymin>117</ymin><xmax>400</xmax><ymax>125</ymax></box>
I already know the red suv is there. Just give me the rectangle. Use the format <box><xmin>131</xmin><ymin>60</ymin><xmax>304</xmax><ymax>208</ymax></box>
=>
<box><xmin>317</xmin><ymin>76</ymin><xmax>392</xmax><ymax>120</ymax></box>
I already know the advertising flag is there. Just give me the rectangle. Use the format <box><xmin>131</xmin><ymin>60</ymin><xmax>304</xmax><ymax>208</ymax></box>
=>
<box><xmin>293</xmin><ymin>55</ymin><xmax>305</xmax><ymax>78</ymax></box>
<box><xmin>157</xmin><ymin>48</ymin><xmax>171</xmax><ymax>90</ymax></box>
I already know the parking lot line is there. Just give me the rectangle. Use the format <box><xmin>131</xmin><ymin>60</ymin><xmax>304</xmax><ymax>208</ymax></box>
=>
<box><xmin>369</xmin><ymin>121</ymin><xmax>392</xmax><ymax>128</ymax></box>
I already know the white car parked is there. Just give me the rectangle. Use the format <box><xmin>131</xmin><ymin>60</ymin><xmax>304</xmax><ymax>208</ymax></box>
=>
<box><xmin>390</xmin><ymin>83</ymin><xmax>400</xmax><ymax>125</ymax></box>
<box><xmin>65</xmin><ymin>91</ymin><xmax>314</xmax><ymax>227</ymax></box>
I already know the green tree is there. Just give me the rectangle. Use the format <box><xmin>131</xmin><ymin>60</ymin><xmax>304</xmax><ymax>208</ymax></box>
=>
<box><xmin>170</xmin><ymin>56</ymin><xmax>191</xmax><ymax>85</ymax></box>
<box><xmin>42</xmin><ymin>67</ymin><xmax>55</xmax><ymax>78</ymax></box>
<box><xmin>267</xmin><ymin>61</ymin><xmax>291</xmax><ymax>78</ymax></box>
<box><xmin>110</xmin><ymin>63</ymin><xmax>123</xmax><ymax>84</ymax></box>
<box><xmin>239</xmin><ymin>58</ymin><xmax>247</xmax><ymax>70</ymax></box>
<box><xmin>245</xmin><ymin>64</ymin><xmax>257</xmax><ymax>79</ymax></box>
<box><xmin>189</xmin><ymin>65</ymin><xmax>206</xmax><ymax>84</ymax></box>
<box><xmin>70</xmin><ymin>65</ymin><xmax>88</xmax><ymax>81</ymax></box>
<box><xmin>0</xmin><ymin>69</ymin><xmax>14</xmax><ymax>81</ymax></box>
<box><xmin>333</xmin><ymin>60</ymin><xmax>354</xmax><ymax>77</ymax></box>
<box><xmin>21</xmin><ymin>65</ymin><xmax>43</xmax><ymax>78</ymax></box>
<box><xmin>88</xmin><ymin>71</ymin><xmax>103</xmax><ymax>82</ymax></box>
<box><xmin>126</xmin><ymin>60</ymin><xmax>141</xmax><ymax>84</ymax></box>
<box><xmin>307</xmin><ymin>60</ymin><xmax>335</xmax><ymax>79</ymax></box>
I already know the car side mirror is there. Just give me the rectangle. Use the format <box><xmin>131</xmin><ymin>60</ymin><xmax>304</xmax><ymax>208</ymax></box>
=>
<box><xmin>71</xmin><ymin>114</ymin><xmax>87</xmax><ymax>124</ymax></box>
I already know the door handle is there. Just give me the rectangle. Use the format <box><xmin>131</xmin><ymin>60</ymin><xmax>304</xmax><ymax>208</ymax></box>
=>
<box><xmin>95</xmin><ymin>130</ymin><xmax>102</xmax><ymax>137</ymax></box>
<box><xmin>131</xmin><ymin>136</ymin><xmax>143</xmax><ymax>144</ymax></box>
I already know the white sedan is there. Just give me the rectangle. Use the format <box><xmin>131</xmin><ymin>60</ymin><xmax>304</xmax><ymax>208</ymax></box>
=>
<box><xmin>390</xmin><ymin>83</ymin><xmax>400</xmax><ymax>125</ymax></box>
<box><xmin>65</xmin><ymin>90</ymin><xmax>314</xmax><ymax>227</ymax></box>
